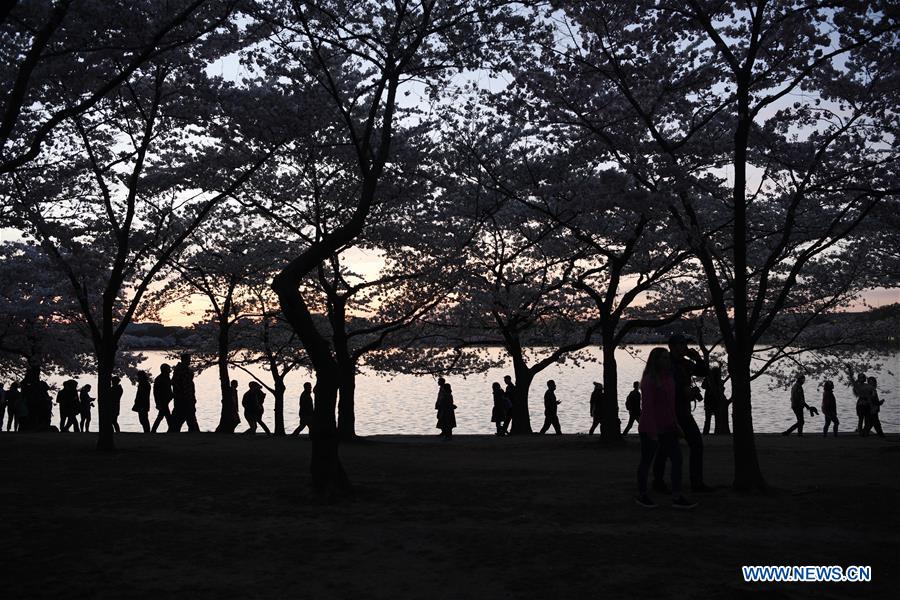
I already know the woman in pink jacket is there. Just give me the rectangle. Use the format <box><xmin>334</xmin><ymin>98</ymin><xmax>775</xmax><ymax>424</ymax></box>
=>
<box><xmin>635</xmin><ymin>348</ymin><xmax>697</xmax><ymax>509</ymax></box>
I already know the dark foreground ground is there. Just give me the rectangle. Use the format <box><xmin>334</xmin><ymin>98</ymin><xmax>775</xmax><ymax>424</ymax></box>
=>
<box><xmin>2</xmin><ymin>432</ymin><xmax>899</xmax><ymax>599</ymax></box>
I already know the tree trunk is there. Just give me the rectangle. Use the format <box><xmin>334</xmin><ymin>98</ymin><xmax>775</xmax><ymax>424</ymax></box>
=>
<box><xmin>729</xmin><ymin>355</ymin><xmax>765</xmax><ymax>490</ymax></box>
<box><xmin>509</xmin><ymin>361</ymin><xmax>533</xmax><ymax>435</ymax></box>
<box><xmin>214</xmin><ymin>321</ymin><xmax>235</xmax><ymax>433</ymax></box>
<box><xmin>311</xmin><ymin>373</ymin><xmax>350</xmax><ymax>499</ymax></box>
<box><xmin>337</xmin><ymin>365</ymin><xmax>356</xmax><ymax>441</ymax></box>
<box><xmin>273</xmin><ymin>377</ymin><xmax>286</xmax><ymax>436</ymax></box>
<box><xmin>96</xmin><ymin>347</ymin><xmax>116</xmax><ymax>451</ymax></box>
<box><xmin>599</xmin><ymin>336</ymin><xmax>623</xmax><ymax>443</ymax></box>
<box><xmin>715</xmin><ymin>391</ymin><xmax>731</xmax><ymax>435</ymax></box>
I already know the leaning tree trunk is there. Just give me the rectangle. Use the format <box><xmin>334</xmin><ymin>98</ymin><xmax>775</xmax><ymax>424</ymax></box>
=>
<box><xmin>599</xmin><ymin>333</ymin><xmax>623</xmax><ymax>443</ymax></box>
<box><xmin>509</xmin><ymin>361</ymin><xmax>534</xmax><ymax>435</ymax></box>
<box><xmin>96</xmin><ymin>345</ymin><xmax>116</xmax><ymax>451</ymax></box>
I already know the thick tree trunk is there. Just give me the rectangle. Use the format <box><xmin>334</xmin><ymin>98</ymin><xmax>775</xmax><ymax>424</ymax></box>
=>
<box><xmin>729</xmin><ymin>355</ymin><xmax>765</xmax><ymax>491</ymax></box>
<box><xmin>273</xmin><ymin>378</ymin><xmax>286</xmax><ymax>436</ymax></box>
<box><xmin>337</xmin><ymin>366</ymin><xmax>356</xmax><ymax>441</ymax></box>
<box><xmin>96</xmin><ymin>347</ymin><xmax>116</xmax><ymax>451</ymax></box>
<box><xmin>310</xmin><ymin>373</ymin><xmax>350</xmax><ymax>498</ymax></box>
<box><xmin>599</xmin><ymin>336</ymin><xmax>623</xmax><ymax>443</ymax></box>
<box><xmin>509</xmin><ymin>361</ymin><xmax>533</xmax><ymax>435</ymax></box>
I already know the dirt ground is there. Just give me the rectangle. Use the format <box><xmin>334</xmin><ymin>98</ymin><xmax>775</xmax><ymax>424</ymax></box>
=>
<box><xmin>2</xmin><ymin>431</ymin><xmax>898</xmax><ymax>599</ymax></box>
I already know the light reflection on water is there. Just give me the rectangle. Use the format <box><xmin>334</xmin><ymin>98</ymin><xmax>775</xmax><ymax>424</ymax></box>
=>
<box><xmin>37</xmin><ymin>347</ymin><xmax>900</xmax><ymax>434</ymax></box>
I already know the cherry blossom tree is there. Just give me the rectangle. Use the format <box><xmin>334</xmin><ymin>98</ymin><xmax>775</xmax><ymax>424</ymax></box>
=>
<box><xmin>3</xmin><ymin>42</ymin><xmax>283</xmax><ymax>449</ymax></box>
<box><xmin>539</xmin><ymin>0</ymin><xmax>898</xmax><ymax>489</ymax></box>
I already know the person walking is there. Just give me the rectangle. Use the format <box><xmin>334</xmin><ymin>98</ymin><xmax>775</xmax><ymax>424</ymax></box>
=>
<box><xmin>653</xmin><ymin>334</ymin><xmax>711</xmax><ymax>494</ymax></box>
<box><xmin>539</xmin><ymin>380</ymin><xmax>561</xmax><ymax>435</ymax></box>
<box><xmin>435</xmin><ymin>381</ymin><xmax>456</xmax><ymax>439</ymax></box>
<box><xmin>152</xmin><ymin>364</ymin><xmax>173</xmax><ymax>433</ymax></box>
<box><xmin>56</xmin><ymin>380</ymin><xmax>80</xmax><ymax>432</ymax></box>
<box><xmin>491</xmin><ymin>382</ymin><xmax>507</xmax><ymax>435</ymax></box>
<box><xmin>171</xmin><ymin>354</ymin><xmax>199</xmax><ymax>432</ymax></box>
<box><xmin>821</xmin><ymin>380</ymin><xmax>838</xmax><ymax>437</ymax></box>
<box><xmin>78</xmin><ymin>384</ymin><xmax>94</xmax><ymax>432</ymax></box>
<box><xmin>242</xmin><ymin>382</ymin><xmax>271</xmax><ymax>435</ymax></box>
<box><xmin>622</xmin><ymin>381</ymin><xmax>641</xmax><ymax>435</ymax></box>
<box><xmin>634</xmin><ymin>347</ymin><xmax>697</xmax><ymax>509</ymax></box>
<box><xmin>782</xmin><ymin>374</ymin><xmax>817</xmax><ymax>436</ymax></box>
<box><xmin>132</xmin><ymin>372</ymin><xmax>152</xmax><ymax>433</ymax></box>
<box><xmin>292</xmin><ymin>382</ymin><xmax>315</xmax><ymax>436</ymax></box>
<box><xmin>588</xmin><ymin>382</ymin><xmax>603</xmax><ymax>435</ymax></box>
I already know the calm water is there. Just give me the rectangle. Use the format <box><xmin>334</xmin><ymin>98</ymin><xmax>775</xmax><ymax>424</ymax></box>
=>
<box><xmin>31</xmin><ymin>347</ymin><xmax>900</xmax><ymax>435</ymax></box>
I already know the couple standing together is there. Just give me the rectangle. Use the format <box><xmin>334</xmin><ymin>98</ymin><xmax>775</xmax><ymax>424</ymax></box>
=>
<box><xmin>635</xmin><ymin>334</ymin><xmax>712</xmax><ymax>509</ymax></box>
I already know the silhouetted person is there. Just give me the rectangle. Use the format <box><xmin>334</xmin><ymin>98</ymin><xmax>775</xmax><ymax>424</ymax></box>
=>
<box><xmin>782</xmin><ymin>374</ymin><xmax>816</xmax><ymax>436</ymax></box>
<box><xmin>4</xmin><ymin>382</ymin><xmax>18</xmax><ymax>431</ymax></box>
<box><xmin>133</xmin><ymin>372</ymin><xmax>152</xmax><ymax>433</ymax></box>
<box><xmin>634</xmin><ymin>347</ymin><xmax>697</xmax><ymax>509</ymax></box>
<box><xmin>821</xmin><ymin>380</ymin><xmax>838</xmax><ymax>437</ymax></box>
<box><xmin>110</xmin><ymin>376</ymin><xmax>124</xmax><ymax>433</ymax></box>
<box><xmin>56</xmin><ymin>380</ymin><xmax>80</xmax><ymax>432</ymax></box>
<box><xmin>436</xmin><ymin>382</ymin><xmax>456</xmax><ymax>439</ymax></box>
<box><xmin>846</xmin><ymin>366</ymin><xmax>870</xmax><ymax>433</ymax></box>
<box><xmin>863</xmin><ymin>376</ymin><xmax>885</xmax><ymax>438</ymax></box>
<box><xmin>653</xmin><ymin>334</ymin><xmax>710</xmax><ymax>494</ymax></box>
<box><xmin>152</xmin><ymin>364</ymin><xmax>173</xmax><ymax>432</ymax></box>
<box><xmin>434</xmin><ymin>377</ymin><xmax>446</xmax><ymax>435</ymax></box>
<box><xmin>622</xmin><ymin>381</ymin><xmax>641</xmax><ymax>435</ymax></box>
<box><xmin>503</xmin><ymin>375</ymin><xmax>516</xmax><ymax>433</ymax></box>
<box><xmin>588</xmin><ymin>382</ymin><xmax>603</xmax><ymax>435</ymax></box>
<box><xmin>491</xmin><ymin>382</ymin><xmax>507</xmax><ymax>435</ymax></box>
<box><xmin>292</xmin><ymin>382</ymin><xmax>314</xmax><ymax>436</ymax></box>
<box><xmin>539</xmin><ymin>380</ymin><xmax>561</xmax><ymax>435</ymax></box>
<box><xmin>701</xmin><ymin>367</ymin><xmax>724</xmax><ymax>435</ymax></box>
<box><xmin>79</xmin><ymin>384</ymin><xmax>94</xmax><ymax>432</ymax></box>
<box><xmin>171</xmin><ymin>354</ymin><xmax>199</xmax><ymax>432</ymax></box>
<box><xmin>0</xmin><ymin>385</ymin><xmax>5</xmax><ymax>429</ymax></box>
<box><xmin>242</xmin><ymin>381</ymin><xmax>271</xmax><ymax>435</ymax></box>
<box><xmin>22</xmin><ymin>367</ymin><xmax>51</xmax><ymax>431</ymax></box>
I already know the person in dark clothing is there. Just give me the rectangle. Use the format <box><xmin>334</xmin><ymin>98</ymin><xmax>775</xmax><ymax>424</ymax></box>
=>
<box><xmin>782</xmin><ymin>374</ymin><xmax>816</xmax><ymax>436</ymax></box>
<box><xmin>622</xmin><ymin>381</ymin><xmax>641</xmax><ymax>434</ymax></box>
<box><xmin>863</xmin><ymin>376</ymin><xmax>885</xmax><ymax>438</ymax></box>
<box><xmin>56</xmin><ymin>380</ymin><xmax>80</xmax><ymax>432</ymax></box>
<box><xmin>22</xmin><ymin>367</ymin><xmax>52</xmax><ymax>431</ymax></box>
<box><xmin>539</xmin><ymin>380</ymin><xmax>561</xmax><ymax>435</ymax></box>
<box><xmin>821</xmin><ymin>380</ymin><xmax>838</xmax><ymax>437</ymax></box>
<box><xmin>503</xmin><ymin>375</ymin><xmax>516</xmax><ymax>433</ymax></box>
<box><xmin>242</xmin><ymin>381</ymin><xmax>271</xmax><ymax>435</ymax></box>
<box><xmin>152</xmin><ymin>364</ymin><xmax>173</xmax><ymax>433</ymax></box>
<box><xmin>171</xmin><ymin>354</ymin><xmax>199</xmax><ymax>432</ymax></box>
<box><xmin>4</xmin><ymin>382</ymin><xmax>18</xmax><ymax>431</ymax></box>
<box><xmin>845</xmin><ymin>366</ymin><xmax>870</xmax><ymax>433</ymax></box>
<box><xmin>588</xmin><ymin>382</ymin><xmax>603</xmax><ymax>435</ymax></box>
<box><xmin>491</xmin><ymin>382</ymin><xmax>507</xmax><ymax>435</ymax></box>
<box><xmin>132</xmin><ymin>372</ymin><xmax>152</xmax><ymax>433</ymax></box>
<box><xmin>292</xmin><ymin>382</ymin><xmax>315</xmax><ymax>436</ymax></box>
<box><xmin>653</xmin><ymin>334</ymin><xmax>711</xmax><ymax>493</ymax></box>
<box><xmin>79</xmin><ymin>384</ymin><xmax>94</xmax><ymax>432</ymax></box>
<box><xmin>0</xmin><ymin>384</ymin><xmax>5</xmax><ymax>429</ymax></box>
<box><xmin>109</xmin><ymin>376</ymin><xmax>124</xmax><ymax>433</ymax></box>
<box><xmin>436</xmin><ymin>382</ymin><xmax>456</xmax><ymax>439</ymax></box>
<box><xmin>635</xmin><ymin>347</ymin><xmax>697</xmax><ymax>509</ymax></box>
